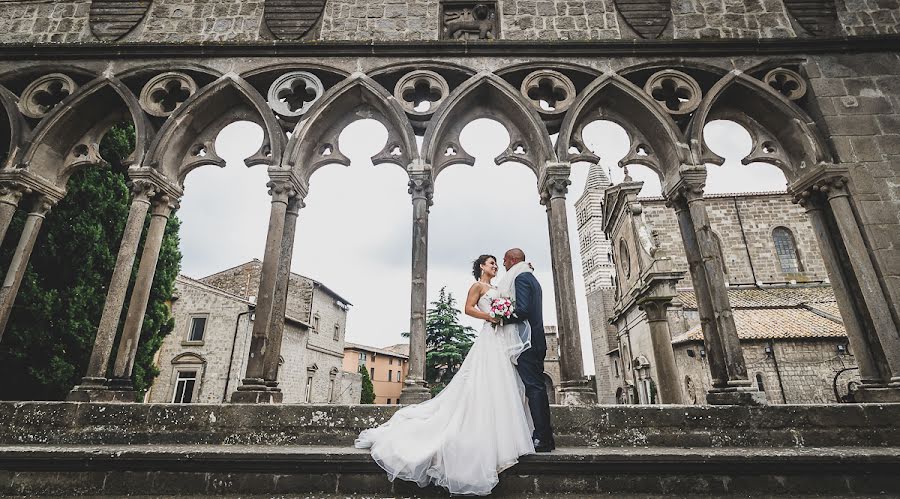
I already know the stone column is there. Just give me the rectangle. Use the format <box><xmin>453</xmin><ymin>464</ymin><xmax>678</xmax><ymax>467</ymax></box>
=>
<box><xmin>68</xmin><ymin>180</ymin><xmax>157</xmax><ymax>401</ymax></box>
<box><xmin>400</xmin><ymin>172</ymin><xmax>433</xmax><ymax>404</ymax></box>
<box><xmin>639</xmin><ymin>299</ymin><xmax>683</xmax><ymax>404</ymax></box>
<box><xmin>796</xmin><ymin>194</ymin><xmax>883</xmax><ymax>388</ymax></box>
<box><xmin>0</xmin><ymin>196</ymin><xmax>53</xmax><ymax>342</ymax></box>
<box><xmin>262</xmin><ymin>192</ymin><xmax>305</xmax><ymax>386</ymax></box>
<box><xmin>819</xmin><ymin>176</ymin><xmax>900</xmax><ymax>390</ymax></box>
<box><xmin>671</xmin><ymin>183</ymin><xmax>764</xmax><ymax>405</ymax></box>
<box><xmin>232</xmin><ymin>179</ymin><xmax>295</xmax><ymax>403</ymax></box>
<box><xmin>0</xmin><ymin>182</ymin><xmax>27</xmax><ymax>246</ymax></box>
<box><xmin>672</xmin><ymin>202</ymin><xmax>729</xmax><ymax>390</ymax></box>
<box><xmin>541</xmin><ymin>163</ymin><xmax>596</xmax><ymax>405</ymax></box>
<box><xmin>108</xmin><ymin>194</ymin><xmax>175</xmax><ymax>393</ymax></box>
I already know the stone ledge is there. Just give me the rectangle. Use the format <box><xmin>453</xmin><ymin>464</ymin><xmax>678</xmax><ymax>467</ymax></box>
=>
<box><xmin>1</xmin><ymin>445</ymin><xmax>898</xmax><ymax>496</ymax></box>
<box><xmin>1</xmin><ymin>402</ymin><xmax>898</xmax><ymax>448</ymax></box>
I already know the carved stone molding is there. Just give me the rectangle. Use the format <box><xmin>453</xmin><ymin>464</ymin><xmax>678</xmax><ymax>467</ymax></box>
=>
<box><xmin>408</xmin><ymin>173</ymin><xmax>435</xmax><ymax>205</ymax></box>
<box><xmin>0</xmin><ymin>182</ymin><xmax>29</xmax><ymax>207</ymax></box>
<box><xmin>89</xmin><ymin>0</ymin><xmax>151</xmax><ymax>41</ymax></box>
<box><xmin>520</xmin><ymin>70</ymin><xmax>576</xmax><ymax>117</ymax></box>
<box><xmin>540</xmin><ymin>163</ymin><xmax>573</xmax><ymax>204</ymax></box>
<box><xmin>139</xmin><ymin>72</ymin><xmax>198</xmax><ymax>118</ymax></box>
<box><xmin>126</xmin><ymin>179</ymin><xmax>158</xmax><ymax>203</ymax></box>
<box><xmin>764</xmin><ymin>68</ymin><xmax>807</xmax><ymax>101</ymax></box>
<box><xmin>615</xmin><ymin>0</ymin><xmax>671</xmax><ymax>39</ymax></box>
<box><xmin>264</xmin><ymin>0</ymin><xmax>327</xmax><ymax>41</ymax></box>
<box><xmin>18</xmin><ymin>74</ymin><xmax>78</xmax><ymax>119</ymax></box>
<box><xmin>394</xmin><ymin>70</ymin><xmax>450</xmax><ymax>122</ymax></box>
<box><xmin>440</xmin><ymin>0</ymin><xmax>499</xmax><ymax>40</ymax></box>
<box><xmin>267</xmin><ymin>71</ymin><xmax>324</xmax><ymax>121</ymax></box>
<box><xmin>644</xmin><ymin>69</ymin><xmax>701</xmax><ymax>115</ymax></box>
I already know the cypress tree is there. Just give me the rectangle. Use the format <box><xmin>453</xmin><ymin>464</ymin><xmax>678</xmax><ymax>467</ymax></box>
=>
<box><xmin>0</xmin><ymin>124</ymin><xmax>181</xmax><ymax>400</ymax></box>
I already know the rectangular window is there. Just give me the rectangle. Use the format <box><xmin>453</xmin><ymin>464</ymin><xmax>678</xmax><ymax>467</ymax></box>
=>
<box><xmin>305</xmin><ymin>376</ymin><xmax>313</xmax><ymax>403</ymax></box>
<box><xmin>172</xmin><ymin>370</ymin><xmax>197</xmax><ymax>403</ymax></box>
<box><xmin>370</xmin><ymin>367</ymin><xmax>375</xmax><ymax>380</ymax></box>
<box><xmin>188</xmin><ymin>317</ymin><xmax>206</xmax><ymax>342</ymax></box>
<box><xmin>333</xmin><ymin>323</ymin><xmax>340</xmax><ymax>341</ymax></box>
<box><xmin>387</xmin><ymin>398</ymin><xmax>391</xmax><ymax>404</ymax></box>
<box><xmin>389</xmin><ymin>358</ymin><xmax>393</xmax><ymax>365</ymax></box>
<box><xmin>329</xmin><ymin>379</ymin><xmax>335</xmax><ymax>403</ymax></box>
<box><xmin>313</xmin><ymin>315</ymin><xmax>320</xmax><ymax>333</ymax></box>
<box><xmin>358</xmin><ymin>352</ymin><xmax>366</xmax><ymax>362</ymax></box>
<box><xmin>388</xmin><ymin>370</ymin><xmax>393</xmax><ymax>382</ymax></box>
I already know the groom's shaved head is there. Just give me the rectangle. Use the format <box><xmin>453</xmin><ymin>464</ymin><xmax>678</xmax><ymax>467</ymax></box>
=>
<box><xmin>503</xmin><ymin>248</ymin><xmax>526</xmax><ymax>270</ymax></box>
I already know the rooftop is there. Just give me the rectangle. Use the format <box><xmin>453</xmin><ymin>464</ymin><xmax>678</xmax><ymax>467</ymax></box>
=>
<box><xmin>344</xmin><ymin>342</ymin><xmax>409</xmax><ymax>359</ymax></box>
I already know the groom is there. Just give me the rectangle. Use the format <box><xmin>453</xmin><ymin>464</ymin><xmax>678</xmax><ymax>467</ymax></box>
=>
<box><xmin>504</xmin><ymin>248</ymin><xmax>555</xmax><ymax>452</ymax></box>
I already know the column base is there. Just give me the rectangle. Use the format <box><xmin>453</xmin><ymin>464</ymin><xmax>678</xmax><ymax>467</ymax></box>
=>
<box><xmin>66</xmin><ymin>377</ymin><xmax>136</xmax><ymax>403</ymax></box>
<box><xmin>230</xmin><ymin>378</ymin><xmax>283</xmax><ymax>404</ymax></box>
<box><xmin>398</xmin><ymin>379</ymin><xmax>431</xmax><ymax>404</ymax></box>
<box><xmin>558</xmin><ymin>379</ymin><xmax>597</xmax><ymax>405</ymax></box>
<box><xmin>706</xmin><ymin>388</ymin><xmax>768</xmax><ymax>406</ymax></box>
<box><xmin>852</xmin><ymin>385</ymin><xmax>900</xmax><ymax>403</ymax></box>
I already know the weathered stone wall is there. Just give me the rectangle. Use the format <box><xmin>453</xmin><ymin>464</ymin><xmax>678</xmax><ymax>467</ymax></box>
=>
<box><xmin>587</xmin><ymin>287</ymin><xmax>619</xmax><ymax>403</ymax></box>
<box><xmin>675</xmin><ymin>338</ymin><xmax>861</xmax><ymax>404</ymax></box>
<box><xmin>804</xmin><ymin>53</ymin><xmax>900</xmax><ymax>325</ymax></box>
<box><xmin>0</xmin><ymin>0</ymin><xmax>898</xmax><ymax>42</ymax></box>
<box><xmin>641</xmin><ymin>193</ymin><xmax>829</xmax><ymax>288</ymax></box>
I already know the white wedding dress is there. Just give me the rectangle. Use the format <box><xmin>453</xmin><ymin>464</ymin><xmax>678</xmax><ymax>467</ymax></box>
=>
<box><xmin>355</xmin><ymin>286</ymin><xmax>535</xmax><ymax>496</ymax></box>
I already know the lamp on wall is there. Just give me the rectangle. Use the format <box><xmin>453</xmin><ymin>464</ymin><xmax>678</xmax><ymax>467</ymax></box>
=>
<box><xmin>837</xmin><ymin>344</ymin><xmax>848</xmax><ymax>355</ymax></box>
<box><xmin>764</xmin><ymin>344</ymin><xmax>774</xmax><ymax>357</ymax></box>
<box><xmin>699</xmin><ymin>347</ymin><xmax>706</xmax><ymax>358</ymax></box>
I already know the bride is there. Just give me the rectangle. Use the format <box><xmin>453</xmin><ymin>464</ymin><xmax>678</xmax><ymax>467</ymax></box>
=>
<box><xmin>354</xmin><ymin>254</ymin><xmax>536</xmax><ymax>496</ymax></box>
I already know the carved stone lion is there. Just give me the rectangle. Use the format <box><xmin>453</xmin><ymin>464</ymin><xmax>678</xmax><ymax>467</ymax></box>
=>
<box><xmin>444</xmin><ymin>4</ymin><xmax>496</xmax><ymax>40</ymax></box>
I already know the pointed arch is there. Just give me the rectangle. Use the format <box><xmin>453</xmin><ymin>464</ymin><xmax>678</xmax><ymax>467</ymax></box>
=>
<box><xmin>145</xmin><ymin>74</ymin><xmax>286</xmax><ymax>185</ymax></box>
<box><xmin>422</xmin><ymin>71</ymin><xmax>556</xmax><ymax>179</ymax></box>
<box><xmin>17</xmin><ymin>76</ymin><xmax>149</xmax><ymax>188</ymax></box>
<box><xmin>0</xmin><ymin>84</ymin><xmax>27</xmax><ymax>170</ymax></box>
<box><xmin>557</xmin><ymin>73</ymin><xmax>687</xmax><ymax>186</ymax></box>
<box><xmin>687</xmin><ymin>70</ymin><xmax>831</xmax><ymax>183</ymax></box>
<box><xmin>283</xmin><ymin>72</ymin><xmax>419</xmax><ymax>182</ymax></box>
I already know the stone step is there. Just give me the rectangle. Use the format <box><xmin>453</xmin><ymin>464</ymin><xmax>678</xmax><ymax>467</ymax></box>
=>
<box><xmin>1</xmin><ymin>444</ymin><xmax>899</xmax><ymax>496</ymax></box>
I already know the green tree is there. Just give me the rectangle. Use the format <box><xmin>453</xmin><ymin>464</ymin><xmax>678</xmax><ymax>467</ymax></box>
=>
<box><xmin>404</xmin><ymin>287</ymin><xmax>477</xmax><ymax>396</ymax></box>
<box><xmin>359</xmin><ymin>364</ymin><xmax>375</xmax><ymax>404</ymax></box>
<box><xmin>0</xmin><ymin>123</ymin><xmax>181</xmax><ymax>400</ymax></box>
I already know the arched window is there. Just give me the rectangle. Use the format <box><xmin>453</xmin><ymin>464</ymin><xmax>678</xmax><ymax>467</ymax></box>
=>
<box><xmin>773</xmin><ymin>227</ymin><xmax>802</xmax><ymax>273</ymax></box>
<box><xmin>755</xmin><ymin>373</ymin><xmax>765</xmax><ymax>392</ymax></box>
<box><xmin>619</xmin><ymin>239</ymin><xmax>631</xmax><ymax>278</ymax></box>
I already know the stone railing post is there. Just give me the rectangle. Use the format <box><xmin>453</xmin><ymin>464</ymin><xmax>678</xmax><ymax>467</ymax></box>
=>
<box><xmin>232</xmin><ymin>178</ymin><xmax>296</xmax><ymax>403</ymax></box>
<box><xmin>0</xmin><ymin>195</ymin><xmax>54</xmax><ymax>342</ymax></box>
<box><xmin>540</xmin><ymin>162</ymin><xmax>596</xmax><ymax>405</ymax></box>
<box><xmin>400</xmin><ymin>169</ymin><xmax>433</xmax><ymax>404</ymax></box>
<box><xmin>68</xmin><ymin>180</ymin><xmax>157</xmax><ymax>401</ymax></box>
<box><xmin>639</xmin><ymin>298</ymin><xmax>684</xmax><ymax>404</ymax></box>
<box><xmin>108</xmin><ymin>193</ymin><xmax>177</xmax><ymax>395</ymax></box>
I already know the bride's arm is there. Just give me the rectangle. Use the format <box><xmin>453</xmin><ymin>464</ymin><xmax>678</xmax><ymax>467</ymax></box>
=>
<box><xmin>465</xmin><ymin>283</ymin><xmax>497</xmax><ymax>322</ymax></box>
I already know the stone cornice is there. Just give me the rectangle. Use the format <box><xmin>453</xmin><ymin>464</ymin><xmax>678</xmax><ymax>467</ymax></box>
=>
<box><xmin>0</xmin><ymin>36</ymin><xmax>898</xmax><ymax>60</ymax></box>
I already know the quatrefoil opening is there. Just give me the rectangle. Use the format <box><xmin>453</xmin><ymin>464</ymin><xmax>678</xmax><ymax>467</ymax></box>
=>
<box><xmin>267</xmin><ymin>71</ymin><xmax>325</xmax><ymax>120</ymax></box>
<box><xmin>19</xmin><ymin>73</ymin><xmax>79</xmax><ymax>119</ymax></box>
<box><xmin>394</xmin><ymin>70</ymin><xmax>450</xmax><ymax>119</ymax></box>
<box><xmin>643</xmin><ymin>69</ymin><xmax>701</xmax><ymax>116</ymax></box>
<box><xmin>520</xmin><ymin>70</ymin><xmax>576</xmax><ymax>116</ymax></box>
<box><xmin>139</xmin><ymin>72</ymin><xmax>199</xmax><ymax>118</ymax></box>
<box><xmin>764</xmin><ymin>68</ymin><xmax>807</xmax><ymax>101</ymax></box>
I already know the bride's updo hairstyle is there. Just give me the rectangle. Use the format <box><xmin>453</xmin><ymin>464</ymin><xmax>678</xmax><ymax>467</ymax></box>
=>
<box><xmin>472</xmin><ymin>254</ymin><xmax>496</xmax><ymax>280</ymax></box>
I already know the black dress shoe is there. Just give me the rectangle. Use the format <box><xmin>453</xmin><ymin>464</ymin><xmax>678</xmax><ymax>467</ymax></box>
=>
<box><xmin>534</xmin><ymin>444</ymin><xmax>554</xmax><ymax>453</ymax></box>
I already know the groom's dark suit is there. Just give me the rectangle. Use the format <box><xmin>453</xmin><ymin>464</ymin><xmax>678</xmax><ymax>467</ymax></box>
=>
<box><xmin>509</xmin><ymin>271</ymin><xmax>554</xmax><ymax>450</ymax></box>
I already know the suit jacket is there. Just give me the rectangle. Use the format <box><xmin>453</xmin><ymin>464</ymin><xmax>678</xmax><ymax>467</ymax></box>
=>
<box><xmin>509</xmin><ymin>272</ymin><xmax>545</xmax><ymax>351</ymax></box>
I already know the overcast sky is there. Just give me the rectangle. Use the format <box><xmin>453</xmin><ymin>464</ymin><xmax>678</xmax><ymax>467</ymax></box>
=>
<box><xmin>177</xmin><ymin>118</ymin><xmax>788</xmax><ymax>376</ymax></box>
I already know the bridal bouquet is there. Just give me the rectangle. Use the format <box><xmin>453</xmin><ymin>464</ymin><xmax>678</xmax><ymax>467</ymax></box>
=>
<box><xmin>489</xmin><ymin>297</ymin><xmax>514</xmax><ymax>328</ymax></box>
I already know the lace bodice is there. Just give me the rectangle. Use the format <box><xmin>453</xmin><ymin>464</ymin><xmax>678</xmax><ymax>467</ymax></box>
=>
<box><xmin>478</xmin><ymin>286</ymin><xmax>500</xmax><ymax>313</ymax></box>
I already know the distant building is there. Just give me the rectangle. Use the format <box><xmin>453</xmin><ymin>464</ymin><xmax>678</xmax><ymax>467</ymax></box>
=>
<box><xmin>343</xmin><ymin>342</ymin><xmax>409</xmax><ymax>404</ymax></box>
<box><xmin>543</xmin><ymin>326</ymin><xmax>561</xmax><ymax>403</ymax></box>
<box><xmin>592</xmin><ymin>179</ymin><xmax>859</xmax><ymax>405</ymax></box>
<box><xmin>148</xmin><ymin>260</ymin><xmax>359</xmax><ymax>404</ymax></box>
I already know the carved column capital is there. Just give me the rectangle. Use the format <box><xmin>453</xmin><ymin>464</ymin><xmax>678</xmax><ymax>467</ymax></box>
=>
<box><xmin>28</xmin><ymin>195</ymin><xmax>55</xmax><ymax>217</ymax></box>
<box><xmin>665</xmin><ymin>180</ymin><xmax>705</xmax><ymax>209</ymax></box>
<box><xmin>150</xmin><ymin>193</ymin><xmax>179</xmax><ymax>216</ymax></box>
<box><xmin>408</xmin><ymin>174</ymin><xmax>434</xmax><ymax>206</ymax></box>
<box><xmin>127</xmin><ymin>179</ymin><xmax>158</xmax><ymax>204</ymax></box>
<box><xmin>540</xmin><ymin>164</ymin><xmax>572</xmax><ymax>205</ymax></box>
<box><xmin>266</xmin><ymin>178</ymin><xmax>297</xmax><ymax>204</ymax></box>
<box><xmin>0</xmin><ymin>182</ymin><xmax>29</xmax><ymax>207</ymax></box>
<box><xmin>813</xmin><ymin>174</ymin><xmax>850</xmax><ymax>200</ymax></box>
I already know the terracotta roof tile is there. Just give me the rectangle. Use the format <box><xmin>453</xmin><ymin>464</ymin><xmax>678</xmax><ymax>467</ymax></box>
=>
<box><xmin>677</xmin><ymin>286</ymin><xmax>836</xmax><ymax>309</ymax></box>
<box><xmin>672</xmin><ymin>307</ymin><xmax>847</xmax><ymax>344</ymax></box>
